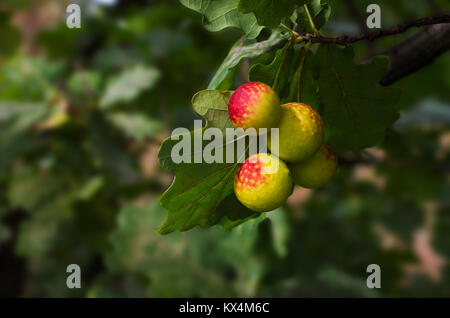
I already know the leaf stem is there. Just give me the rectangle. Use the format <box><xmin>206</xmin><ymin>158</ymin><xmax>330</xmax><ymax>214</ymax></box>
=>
<box><xmin>280</xmin><ymin>23</ymin><xmax>299</xmax><ymax>36</ymax></box>
<box><xmin>294</xmin><ymin>13</ymin><xmax>450</xmax><ymax>45</ymax></box>
<box><xmin>272</xmin><ymin>41</ymin><xmax>293</xmax><ymax>91</ymax></box>
<box><xmin>304</xmin><ymin>3</ymin><xmax>320</xmax><ymax>37</ymax></box>
<box><xmin>295</xmin><ymin>41</ymin><xmax>312</xmax><ymax>102</ymax></box>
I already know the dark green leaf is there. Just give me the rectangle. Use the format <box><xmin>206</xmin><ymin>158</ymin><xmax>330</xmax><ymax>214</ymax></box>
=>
<box><xmin>249</xmin><ymin>41</ymin><xmax>295</xmax><ymax>94</ymax></box>
<box><xmin>158</xmin><ymin>129</ymin><xmax>251</xmax><ymax>234</ymax></box>
<box><xmin>310</xmin><ymin>45</ymin><xmax>400</xmax><ymax>151</ymax></box>
<box><xmin>297</xmin><ymin>0</ymin><xmax>331</xmax><ymax>32</ymax></box>
<box><xmin>208</xmin><ymin>31</ymin><xmax>284</xmax><ymax>89</ymax></box>
<box><xmin>158</xmin><ymin>90</ymin><xmax>260</xmax><ymax>234</ymax></box>
<box><xmin>180</xmin><ymin>0</ymin><xmax>263</xmax><ymax>39</ymax></box>
<box><xmin>238</xmin><ymin>0</ymin><xmax>304</xmax><ymax>29</ymax></box>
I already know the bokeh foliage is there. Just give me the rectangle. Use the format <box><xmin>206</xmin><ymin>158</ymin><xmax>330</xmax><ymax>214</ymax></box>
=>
<box><xmin>0</xmin><ymin>0</ymin><xmax>449</xmax><ymax>297</ymax></box>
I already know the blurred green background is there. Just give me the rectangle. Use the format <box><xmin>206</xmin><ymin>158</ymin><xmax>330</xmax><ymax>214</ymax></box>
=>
<box><xmin>0</xmin><ymin>0</ymin><xmax>449</xmax><ymax>297</ymax></box>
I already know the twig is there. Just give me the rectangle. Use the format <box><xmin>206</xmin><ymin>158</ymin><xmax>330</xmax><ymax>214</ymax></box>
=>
<box><xmin>280</xmin><ymin>23</ymin><xmax>299</xmax><ymax>36</ymax></box>
<box><xmin>344</xmin><ymin>0</ymin><xmax>376</xmax><ymax>55</ymax></box>
<box><xmin>296</xmin><ymin>14</ymin><xmax>450</xmax><ymax>45</ymax></box>
<box><xmin>304</xmin><ymin>3</ymin><xmax>320</xmax><ymax>37</ymax></box>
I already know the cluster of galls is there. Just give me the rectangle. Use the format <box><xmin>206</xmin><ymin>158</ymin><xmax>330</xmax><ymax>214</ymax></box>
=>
<box><xmin>228</xmin><ymin>82</ymin><xmax>338</xmax><ymax>212</ymax></box>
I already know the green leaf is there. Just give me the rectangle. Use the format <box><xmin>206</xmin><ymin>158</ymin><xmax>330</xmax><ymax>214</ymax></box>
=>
<box><xmin>107</xmin><ymin>112</ymin><xmax>163</xmax><ymax>141</ymax></box>
<box><xmin>287</xmin><ymin>49</ymin><xmax>317</xmax><ymax>104</ymax></box>
<box><xmin>67</xmin><ymin>70</ymin><xmax>102</xmax><ymax>97</ymax></box>
<box><xmin>158</xmin><ymin>89</ymin><xmax>235</xmax><ymax>173</ymax></box>
<box><xmin>238</xmin><ymin>0</ymin><xmax>304</xmax><ymax>29</ymax></box>
<box><xmin>249</xmin><ymin>41</ymin><xmax>295</xmax><ymax>94</ymax></box>
<box><xmin>297</xmin><ymin>0</ymin><xmax>331</xmax><ymax>32</ymax></box>
<box><xmin>313</xmin><ymin>3</ymin><xmax>331</xmax><ymax>30</ymax></box>
<box><xmin>217</xmin><ymin>194</ymin><xmax>260</xmax><ymax>230</ymax></box>
<box><xmin>158</xmin><ymin>130</ymin><xmax>249</xmax><ymax>234</ymax></box>
<box><xmin>0</xmin><ymin>102</ymin><xmax>49</xmax><ymax>174</ymax></box>
<box><xmin>192</xmin><ymin>90</ymin><xmax>234</xmax><ymax>132</ymax></box>
<box><xmin>0</xmin><ymin>101</ymin><xmax>48</xmax><ymax>134</ymax></box>
<box><xmin>180</xmin><ymin>0</ymin><xmax>263</xmax><ymax>39</ymax></box>
<box><xmin>310</xmin><ymin>45</ymin><xmax>400</xmax><ymax>151</ymax></box>
<box><xmin>99</xmin><ymin>65</ymin><xmax>160</xmax><ymax>109</ymax></box>
<box><xmin>158</xmin><ymin>90</ymin><xmax>260</xmax><ymax>234</ymax></box>
<box><xmin>0</xmin><ymin>57</ymin><xmax>64</xmax><ymax>100</ymax></box>
<box><xmin>208</xmin><ymin>31</ymin><xmax>284</xmax><ymax>89</ymax></box>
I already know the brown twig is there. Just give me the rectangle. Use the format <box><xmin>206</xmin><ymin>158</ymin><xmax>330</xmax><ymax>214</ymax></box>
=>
<box><xmin>344</xmin><ymin>0</ymin><xmax>376</xmax><ymax>55</ymax></box>
<box><xmin>296</xmin><ymin>14</ymin><xmax>450</xmax><ymax>45</ymax></box>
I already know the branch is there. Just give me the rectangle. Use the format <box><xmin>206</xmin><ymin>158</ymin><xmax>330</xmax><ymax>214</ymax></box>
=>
<box><xmin>296</xmin><ymin>14</ymin><xmax>450</xmax><ymax>45</ymax></box>
<box><xmin>380</xmin><ymin>22</ymin><xmax>450</xmax><ymax>85</ymax></box>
